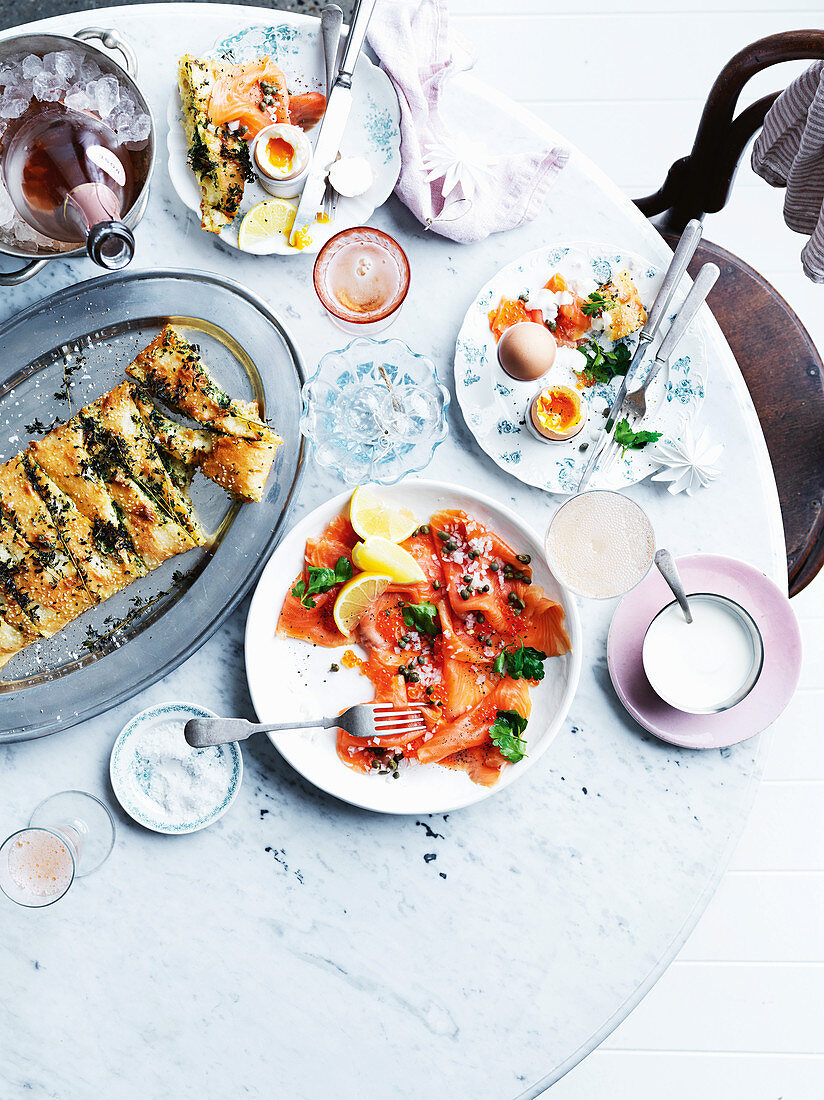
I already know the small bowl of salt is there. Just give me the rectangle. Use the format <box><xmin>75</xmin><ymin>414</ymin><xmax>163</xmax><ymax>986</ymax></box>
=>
<box><xmin>110</xmin><ymin>702</ymin><xmax>242</xmax><ymax>834</ymax></box>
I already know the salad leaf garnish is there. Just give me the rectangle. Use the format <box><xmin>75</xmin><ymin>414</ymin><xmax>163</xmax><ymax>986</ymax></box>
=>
<box><xmin>614</xmin><ymin>418</ymin><xmax>663</xmax><ymax>456</ymax></box>
<box><xmin>402</xmin><ymin>601</ymin><xmax>441</xmax><ymax>637</ymax></box>
<box><xmin>493</xmin><ymin>645</ymin><xmax>547</xmax><ymax>681</ymax></box>
<box><xmin>575</xmin><ymin>340</ymin><xmax>631</xmax><ymax>386</ymax></box>
<box><xmin>291</xmin><ymin>556</ymin><xmax>353</xmax><ymax>609</ymax></box>
<box><xmin>489</xmin><ymin>710</ymin><xmax>528</xmax><ymax>763</ymax></box>
<box><xmin>581</xmin><ymin>290</ymin><xmax>613</xmax><ymax>317</ymax></box>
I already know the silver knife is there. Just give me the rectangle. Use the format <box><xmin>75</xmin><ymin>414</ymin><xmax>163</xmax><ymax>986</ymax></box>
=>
<box><xmin>289</xmin><ymin>0</ymin><xmax>378</xmax><ymax>246</ymax></box>
<box><xmin>576</xmin><ymin>218</ymin><xmax>703</xmax><ymax>492</ymax></box>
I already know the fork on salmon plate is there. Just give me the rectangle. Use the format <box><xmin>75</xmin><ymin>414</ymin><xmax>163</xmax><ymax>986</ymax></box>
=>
<box><xmin>184</xmin><ymin>704</ymin><xmax>427</xmax><ymax>748</ymax></box>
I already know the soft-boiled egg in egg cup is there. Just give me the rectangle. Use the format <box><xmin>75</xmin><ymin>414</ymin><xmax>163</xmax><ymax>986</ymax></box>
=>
<box><xmin>252</xmin><ymin>124</ymin><xmax>312</xmax><ymax>198</ymax></box>
<box><xmin>525</xmin><ymin>384</ymin><xmax>586</xmax><ymax>443</ymax></box>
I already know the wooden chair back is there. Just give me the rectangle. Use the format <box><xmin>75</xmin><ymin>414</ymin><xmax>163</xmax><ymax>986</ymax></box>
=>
<box><xmin>635</xmin><ymin>31</ymin><xmax>824</xmax><ymax>596</ymax></box>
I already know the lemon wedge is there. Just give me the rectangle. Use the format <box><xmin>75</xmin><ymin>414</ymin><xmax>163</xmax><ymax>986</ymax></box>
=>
<box><xmin>238</xmin><ymin>198</ymin><xmax>299</xmax><ymax>253</ymax></box>
<box><xmin>333</xmin><ymin>572</ymin><xmax>392</xmax><ymax>635</ymax></box>
<box><xmin>353</xmin><ymin>537</ymin><xmax>426</xmax><ymax>584</ymax></box>
<box><xmin>349</xmin><ymin>486</ymin><xmax>418</xmax><ymax>543</ymax></box>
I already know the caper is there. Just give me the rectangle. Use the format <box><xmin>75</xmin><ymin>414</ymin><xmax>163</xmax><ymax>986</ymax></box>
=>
<box><xmin>419</xmin><ymin>524</ymin><xmax>430</xmax><ymax>535</ymax></box>
<box><xmin>516</xmin><ymin>553</ymin><xmax>532</xmax><ymax>565</ymax></box>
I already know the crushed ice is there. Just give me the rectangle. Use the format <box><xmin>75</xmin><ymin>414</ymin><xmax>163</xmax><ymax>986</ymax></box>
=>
<box><xmin>0</xmin><ymin>49</ymin><xmax>151</xmax><ymax>250</ymax></box>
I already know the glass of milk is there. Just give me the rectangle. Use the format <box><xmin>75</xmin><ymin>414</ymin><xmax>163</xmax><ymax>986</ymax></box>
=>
<box><xmin>642</xmin><ymin>593</ymin><xmax>765</xmax><ymax>713</ymax></box>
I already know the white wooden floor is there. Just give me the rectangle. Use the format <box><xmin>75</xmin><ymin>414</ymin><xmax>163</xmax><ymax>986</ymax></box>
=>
<box><xmin>451</xmin><ymin>1</ymin><xmax>824</xmax><ymax>1095</ymax></box>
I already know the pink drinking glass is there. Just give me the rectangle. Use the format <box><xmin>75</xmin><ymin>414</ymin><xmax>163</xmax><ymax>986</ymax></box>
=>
<box><xmin>313</xmin><ymin>226</ymin><xmax>410</xmax><ymax>334</ymax></box>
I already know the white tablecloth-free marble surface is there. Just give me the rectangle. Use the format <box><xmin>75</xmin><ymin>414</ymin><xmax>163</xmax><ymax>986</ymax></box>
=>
<box><xmin>0</xmin><ymin>6</ymin><xmax>787</xmax><ymax>1099</ymax></box>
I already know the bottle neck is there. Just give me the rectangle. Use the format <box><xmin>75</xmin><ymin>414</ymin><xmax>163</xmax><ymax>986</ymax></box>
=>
<box><xmin>60</xmin><ymin>183</ymin><xmax>134</xmax><ymax>269</ymax></box>
<box><xmin>86</xmin><ymin>221</ymin><xmax>135</xmax><ymax>270</ymax></box>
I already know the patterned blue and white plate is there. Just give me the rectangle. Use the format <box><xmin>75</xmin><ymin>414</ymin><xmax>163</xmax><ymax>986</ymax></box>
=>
<box><xmin>166</xmin><ymin>18</ymin><xmax>401</xmax><ymax>256</ymax></box>
<box><xmin>454</xmin><ymin>242</ymin><xmax>708</xmax><ymax>495</ymax></box>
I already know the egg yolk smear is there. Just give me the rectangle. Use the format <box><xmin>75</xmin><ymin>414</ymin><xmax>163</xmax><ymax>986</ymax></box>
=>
<box><xmin>266</xmin><ymin>135</ymin><xmax>295</xmax><ymax>171</ymax></box>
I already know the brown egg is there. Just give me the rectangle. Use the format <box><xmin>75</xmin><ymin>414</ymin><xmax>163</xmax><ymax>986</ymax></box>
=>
<box><xmin>496</xmin><ymin>321</ymin><xmax>557</xmax><ymax>381</ymax></box>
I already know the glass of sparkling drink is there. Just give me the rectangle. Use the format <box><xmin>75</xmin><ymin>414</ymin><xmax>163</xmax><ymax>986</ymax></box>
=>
<box><xmin>545</xmin><ymin>490</ymin><xmax>655</xmax><ymax>599</ymax></box>
<box><xmin>313</xmin><ymin>226</ymin><xmax>410</xmax><ymax>333</ymax></box>
<box><xmin>0</xmin><ymin>790</ymin><xmax>115</xmax><ymax>908</ymax></box>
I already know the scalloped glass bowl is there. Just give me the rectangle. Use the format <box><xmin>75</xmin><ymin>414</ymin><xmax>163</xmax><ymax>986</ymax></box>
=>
<box><xmin>300</xmin><ymin>338</ymin><xmax>450</xmax><ymax>484</ymax></box>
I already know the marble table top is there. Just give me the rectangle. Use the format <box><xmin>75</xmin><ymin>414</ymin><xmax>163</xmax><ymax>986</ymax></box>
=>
<box><xmin>0</xmin><ymin>6</ymin><xmax>787</xmax><ymax>1099</ymax></box>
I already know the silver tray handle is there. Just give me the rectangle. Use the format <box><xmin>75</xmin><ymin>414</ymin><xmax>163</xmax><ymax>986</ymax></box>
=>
<box><xmin>73</xmin><ymin>26</ymin><xmax>138</xmax><ymax>77</ymax></box>
<box><xmin>0</xmin><ymin>258</ymin><xmax>51</xmax><ymax>286</ymax></box>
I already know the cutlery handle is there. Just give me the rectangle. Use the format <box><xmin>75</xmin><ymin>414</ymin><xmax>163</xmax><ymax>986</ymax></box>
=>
<box><xmin>643</xmin><ymin>219</ymin><xmax>703</xmax><ymax>340</ymax></box>
<box><xmin>338</xmin><ymin>0</ymin><xmax>378</xmax><ymax>81</ymax></box>
<box><xmin>184</xmin><ymin>716</ymin><xmax>327</xmax><ymax>747</ymax></box>
<box><xmin>655</xmin><ymin>262</ymin><xmax>719</xmax><ymax>364</ymax></box>
<box><xmin>321</xmin><ymin>5</ymin><xmax>343</xmax><ymax>98</ymax></box>
<box><xmin>654</xmin><ymin>548</ymin><xmax>693</xmax><ymax>624</ymax></box>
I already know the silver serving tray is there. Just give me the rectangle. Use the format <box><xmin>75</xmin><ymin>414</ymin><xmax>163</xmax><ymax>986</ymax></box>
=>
<box><xmin>0</xmin><ymin>269</ymin><xmax>305</xmax><ymax>741</ymax></box>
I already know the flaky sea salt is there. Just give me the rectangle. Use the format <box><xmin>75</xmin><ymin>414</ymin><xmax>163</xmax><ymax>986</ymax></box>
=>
<box><xmin>120</xmin><ymin>718</ymin><xmax>235</xmax><ymax>828</ymax></box>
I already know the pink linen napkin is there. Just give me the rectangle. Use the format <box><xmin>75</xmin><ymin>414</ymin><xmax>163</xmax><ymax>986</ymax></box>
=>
<box><xmin>366</xmin><ymin>0</ymin><xmax>568</xmax><ymax>244</ymax></box>
<box><xmin>752</xmin><ymin>59</ymin><xmax>824</xmax><ymax>283</ymax></box>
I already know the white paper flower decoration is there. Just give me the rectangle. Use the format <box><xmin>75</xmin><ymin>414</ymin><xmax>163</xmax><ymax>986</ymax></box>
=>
<box><xmin>421</xmin><ymin>135</ymin><xmax>492</xmax><ymax>201</ymax></box>
<box><xmin>649</xmin><ymin>418</ymin><xmax>723</xmax><ymax>495</ymax></box>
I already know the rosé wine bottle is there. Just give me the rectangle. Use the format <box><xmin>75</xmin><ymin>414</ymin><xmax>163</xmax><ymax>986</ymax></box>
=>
<box><xmin>1</xmin><ymin>99</ymin><xmax>136</xmax><ymax>268</ymax></box>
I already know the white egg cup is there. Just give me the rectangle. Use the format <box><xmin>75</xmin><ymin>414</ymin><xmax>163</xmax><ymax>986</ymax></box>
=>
<box><xmin>251</xmin><ymin>124</ymin><xmax>312</xmax><ymax>199</ymax></box>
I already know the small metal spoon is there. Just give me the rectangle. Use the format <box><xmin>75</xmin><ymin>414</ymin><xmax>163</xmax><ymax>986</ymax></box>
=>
<box><xmin>654</xmin><ymin>548</ymin><xmax>693</xmax><ymax>624</ymax></box>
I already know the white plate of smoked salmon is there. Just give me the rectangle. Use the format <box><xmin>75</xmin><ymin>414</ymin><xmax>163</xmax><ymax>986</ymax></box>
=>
<box><xmin>245</xmin><ymin>480</ymin><xmax>583</xmax><ymax>813</ymax></box>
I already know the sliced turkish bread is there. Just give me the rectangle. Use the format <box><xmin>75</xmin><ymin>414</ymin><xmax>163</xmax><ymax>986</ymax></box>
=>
<box><xmin>22</xmin><ymin>453</ymin><xmax>138</xmax><ymax>603</ymax></box>
<box><xmin>28</xmin><ymin>416</ymin><xmax>147</xmax><ymax>582</ymax></box>
<box><xmin>127</xmin><ymin>326</ymin><xmax>282</xmax><ymax>503</ymax></box>
<box><xmin>80</xmin><ymin>381</ymin><xmax>205</xmax><ymax>545</ymax></box>
<box><xmin>0</xmin><ymin>502</ymin><xmax>95</xmax><ymax>640</ymax></box>
<box><xmin>178</xmin><ymin>54</ymin><xmax>252</xmax><ymax>233</ymax></box>
<box><xmin>2</xmin><ymin>326</ymin><xmax>282</xmax><ymax>675</ymax></box>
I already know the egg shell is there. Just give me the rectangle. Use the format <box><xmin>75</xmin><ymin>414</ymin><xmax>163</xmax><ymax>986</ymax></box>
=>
<box><xmin>497</xmin><ymin>322</ymin><xmax>557</xmax><ymax>382</ymax></box>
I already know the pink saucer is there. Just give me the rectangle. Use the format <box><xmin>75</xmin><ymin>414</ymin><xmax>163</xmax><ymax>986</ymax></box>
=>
<box><xmin>607</xmin><ymin>554</ymin><xmax>802</xmax><ymax>749</ymax></box>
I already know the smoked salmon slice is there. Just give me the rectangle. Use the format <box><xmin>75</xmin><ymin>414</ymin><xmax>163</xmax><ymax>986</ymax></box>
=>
<box><xmin>277</xmin><ymin>506</ymin><xmax>571</xmax><ymax>786</ymax></box>
<box><xmin>208</xmin><ymin>57</ymin><xmax>327</xmax><ymax>138</ymax></box>
<box><xmin>288</xmin><ymin>92</ymin><xmax>327</xmax><ymax>130</ymax></box>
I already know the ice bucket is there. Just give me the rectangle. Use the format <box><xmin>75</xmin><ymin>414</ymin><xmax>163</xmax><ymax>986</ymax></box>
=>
<box><xmin>0</xmin><ymin>27</ymin><xmax>155</xmax><ymax>285</ymax></box>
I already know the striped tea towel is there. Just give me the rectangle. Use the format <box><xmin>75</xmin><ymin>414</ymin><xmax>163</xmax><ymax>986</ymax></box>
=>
<box><xmin>752</xmin><ymin>59</ymin><xmax>824</xmax><ymax>283</ymax></box>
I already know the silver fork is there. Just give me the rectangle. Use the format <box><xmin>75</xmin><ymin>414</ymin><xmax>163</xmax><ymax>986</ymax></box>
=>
<box><xmin>184</xmin><ymin>704</ymin><xmax>427</xmax><ymax>748</ymax></box>
<box><xmin>598</xmin><ymin>262</ymin><xmax>720</xmax><ymax>476</ymax></box>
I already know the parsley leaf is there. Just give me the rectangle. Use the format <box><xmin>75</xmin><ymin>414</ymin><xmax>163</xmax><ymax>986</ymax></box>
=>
<box><xmin>575</xmin><ymin>340</ymin><xmax>631</xmax><ymax>386</ymax></box>
<box><xmin>614</xmin><ymin>418</ymin><xmax>663</xmax><ymax>456</ymax></box>
<box><xmin>291</xmin><ymin>556</ymin><xmax>353</xmax><ymax>609</ymax></box>
<box><xmin>402</xmin><ymin>601</ymin><xmax>441</xmax><ymax>637</ymax></box>
<box><xmin>494</xmin><ymin>645</ymin><xmax>547</xmax><ymax>681</ymax></box>
<box><xmin>581</xmin><ymin>290</ymin><xmax>613</xmax><ymax>317</ymax></box>
<box><xmin>489</xmin><ymin>710</ymin><xmax>528</xmax><ymax>763</ymax></box>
